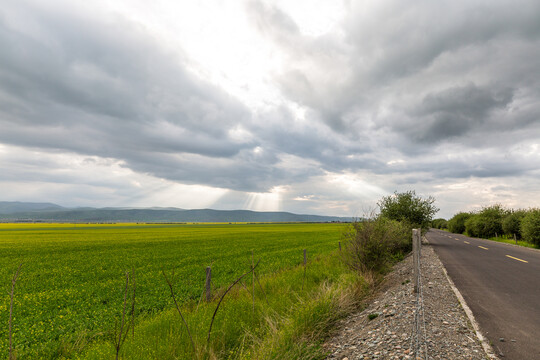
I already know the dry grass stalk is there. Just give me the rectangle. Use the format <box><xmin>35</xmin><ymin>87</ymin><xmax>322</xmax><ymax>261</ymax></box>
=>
<box><xmin>162</xmin><ymin>270</ymin><xmax>196</xmax><ymax>356</ymax></box>
<box><xmin>252</xmin><ymin>250</ymin><xmax>255</xmax><ymax>316</ymax></box>
<box><xmin>207</xmin><ymin>259</ymin><xmax>260</xmax><ymax>344</ymax></box>
<box><xmin>113</xmin><ymin>270</ymin><xmax>136</xmax><ymax>360</ymax></box>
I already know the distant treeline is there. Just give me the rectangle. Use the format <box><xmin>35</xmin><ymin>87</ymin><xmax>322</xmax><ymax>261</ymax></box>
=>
<box><xmin>432</xmin><ymin>205</ymin><xmax>540</xmax><ymax>246</ymax></box>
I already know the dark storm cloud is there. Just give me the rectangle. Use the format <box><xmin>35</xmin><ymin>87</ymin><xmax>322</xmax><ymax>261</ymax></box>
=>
<box><xmin>3</xmin><ymin>0</ymin><xmax>540</xmax><ymax>207</ymax></box>
<box><xmin>0</xmin><ymin>1</ymin><xmax>273</xmax><ymax>190</ymax></box>
<box><xmin>406</xmin><ymin>83</ymin><xmax>514</xmax><ymax>142</ymax></box>
<box><xmin>1</xmin><ymin>0</ymin><xmax>385</xmax><ymax>194</ymax></box>
<box><xmin>0</xmin><ymin>8</ymin><xmax>247</xmax><ymax>137</ymax></box>
<box><xmin>248</xmin><ymin>0</ymin><xmax>540</xmax><ymax>183</ymax></box>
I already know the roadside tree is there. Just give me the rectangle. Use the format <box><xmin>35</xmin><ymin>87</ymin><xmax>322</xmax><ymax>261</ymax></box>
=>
<box><xmin>502</xmin><ymin>210</ymin><xmax>526</xmax><ymax>239</ymax></box>
<box><xmin>521</xmin><ymin>209</ymin><xmax>540</xmax><ymax>245</ymax></box>
<box><xmin>431</xmin><ymin>218</ymin><xmax>448</xmax><ymax>229</ymax></box>
<box><xmin>447</xmin><ymin>212</ymin><xmax>472</xmax><ymax>234</ymax></box>
<box><xmin>377</xmin><ymin>190</ymin><xmax>438</xmax><ymax>229</ymax></box>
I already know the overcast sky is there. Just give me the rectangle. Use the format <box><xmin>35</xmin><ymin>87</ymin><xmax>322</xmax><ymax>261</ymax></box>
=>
<box><xmin>1</xmin><ymin>0</ymin><xmax>540</xmax><ymax>218</ymax></box>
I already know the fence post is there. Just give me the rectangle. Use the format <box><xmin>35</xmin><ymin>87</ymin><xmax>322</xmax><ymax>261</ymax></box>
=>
<box><xmin>418</xmin><ymin>228</ymin><xmax>421</xmax><ymax>258</ymax></box>
<box><xmin>205</xmin><ymin>266</ymin><xmax>212</xmax><ymax>302</ymax></box>
<box><xmin>339</xmin><ymin>241</ymin><xmax>341</xmax><ymax>252</ymax></box>
<box><xmin>514</xmin><ymin>233</ymin><xmax>517</xmax><ymax>245</ymax></box>
<box><xmin>412</xmin><ymin>229</ymin><xmax>419</xmax><ymax>293</ymax></box>
<box><xmin>252</xmin><ymin>250</ymin><xmax>255</xmax><ymax>314</ymax></box>
<box><xmin>302</xmin><ymin>249</ymin><xmax>307</xmax><ymax>290</ymax></box>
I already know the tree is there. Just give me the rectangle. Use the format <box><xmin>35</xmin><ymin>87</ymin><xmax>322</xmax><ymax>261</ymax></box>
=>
<box><xmin>377</xmin><ymin>190</ymin><xmax>438</xmax><ymax>229</ymax></box>
<box><xmin>431</xmin><ymin>218</ymin><xmax>448</xmax><ymax>229</ymax></box>
<box><xmin>464</xmin><ymin>214</ymin><xmax>481</xmax><ymax>237</ymax></box>
<box><xmin>521</xmin><ymin>209</ymin><xmax>540</xmax><ymax>245</ymax></box>
<box><xmin>464</xmin><ymin>205</ymin><xmax>507</xmax><ymax>238</ymax></box>
<box><xmin>448</xmin><ymin>212</ymin><xmax>473</xmax><ymax>234</ymax></box>
<box><xmin>502</xmin><ymin>210</ymin><xmax>526</xmax><ymax>239</ymax></box>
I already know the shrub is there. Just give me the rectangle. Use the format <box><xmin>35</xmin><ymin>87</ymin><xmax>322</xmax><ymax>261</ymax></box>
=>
<box><xmin>479</xmin><ymin>204</ymin><xmax>507</xmax><ymax>237</ymax></box>
<box><xmin>502</xmin><ymin>210</ymin><xmax>526</xmax><ymax>239</ymax></box>
<box><xmin>464</xmin><ymin>214</ymin><xmax>481</xmax><ymax>237</ymax></box>
<box><xmin>341</xmin><ymin>217</ymin><xmax>411</xmax><ymax>275</ymax></box>
<box><xmin>464</xmin><ymin>205</ymin><xmax>507</xmax><ymax>239</ymax></box>
<box><xmin>521</xmin><ymin>209</ymin><xmax>540</xmax><ymax>245</ymax></box>
<box><xmin>447</xmin><ymin>212</ymin><xmax>472</xmax><ymax>234</ymax></box>
<box><xmin>378</xmin><ymin>191</ymin><xmax>438</xmax><ymax>229</ymax></box>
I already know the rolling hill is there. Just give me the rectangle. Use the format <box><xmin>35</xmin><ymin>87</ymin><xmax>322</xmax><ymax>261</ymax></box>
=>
<box><xmin>0</xmin><ymin>201</ymin><xmax>351</xmax><ymax>223</ymax></box>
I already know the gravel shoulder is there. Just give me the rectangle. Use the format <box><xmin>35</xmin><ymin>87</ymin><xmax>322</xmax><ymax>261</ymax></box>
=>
<box><xmin>324</xmin><ymin>240</ymin><xmax>492</xmax><ymax>360</ymax></box>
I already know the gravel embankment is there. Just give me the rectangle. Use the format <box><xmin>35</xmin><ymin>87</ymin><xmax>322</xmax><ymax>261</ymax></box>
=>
<box><xmin>325</xmin><ymin>240</ymin><xmax>492</xmax><ymax>360</ymax></box>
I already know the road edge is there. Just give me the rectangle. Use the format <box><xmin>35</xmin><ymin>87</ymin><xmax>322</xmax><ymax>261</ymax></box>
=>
<box><xmin>441</xmin><ymin>229</ymin><xmax>540</xmax><ymax>254</ymax></box>
<box><xmin>424</xmin><ymin>236</ymin><xmax>499</xmax><ymax>360</ymax></box>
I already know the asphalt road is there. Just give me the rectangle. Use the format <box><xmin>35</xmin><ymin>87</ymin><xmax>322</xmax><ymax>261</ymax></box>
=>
<box><xmin>426</xmin><ymin>229</ymin><xmax>540</xmax><ymax>360</ymax></box>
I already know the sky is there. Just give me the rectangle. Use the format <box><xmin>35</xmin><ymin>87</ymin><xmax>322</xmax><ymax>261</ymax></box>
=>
<box><xmin>1</xmin><ymin>0</ymin><xmax>540</xmax><ymax>219</ymax></box>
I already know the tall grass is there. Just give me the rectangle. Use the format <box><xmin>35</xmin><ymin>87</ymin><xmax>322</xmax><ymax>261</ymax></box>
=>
<box><xmin>80</xmin><ymin>252</ymin><xmax>368</xmax><ymax>359</ymax></box>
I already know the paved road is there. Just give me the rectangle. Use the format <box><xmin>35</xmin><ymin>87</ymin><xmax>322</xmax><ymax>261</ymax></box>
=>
<box><xmin>426</xmin><ymin>229</ymin><xmax>540</xmax><ymax>360</ymax></box>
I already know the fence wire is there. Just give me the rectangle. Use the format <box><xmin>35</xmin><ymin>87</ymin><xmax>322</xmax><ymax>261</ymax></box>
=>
<box><xmin>410</xmin><ymin>233</ymin><xmax>429</xmax><ymax>359</ymax></box>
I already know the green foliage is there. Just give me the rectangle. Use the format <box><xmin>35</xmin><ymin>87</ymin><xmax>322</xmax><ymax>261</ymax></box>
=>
<box><xmin>377</xmin><ymin>190</ymin><xmax>439</xmax><ymax>229</ymax></box>
<box><xmin>464</xmin><ymin>205</ymin><xmax>507</xmax><ymax>239</ymax></box>
<box><xmin>521</xmin><ymin>209</ymin><xmax>540</xmax><ymax>245</ymax></box>
<box><xmin>502</xmin><ymin>210</ymin><xmax>526</xmax><ymax>239</ymax></box>
<box><xmin>447</xmin><ymin>212</ymin><xmax>472</xmax><ymax>234</ymax></box>
<box><xmin>341</xmin><ymin>217</ymin><xmax>411</xmax><ymax>275</ymax></box>
<box><xmin>431</xmin><ymin>218</ymin><xmax>448</xmax><ymax>229</ymax></box>
<box><xmin>83</xmin><ymin>253</ymin><xmax>365</xmax><ymax>360</ymax></box>
<box><xmin>464</xmin><ymin>214</ymin><xmax>481</xmax><ymax>237</ymax></box>
<box><xmin>0</xmin><ymin>222</ymin><xmax>346</xmax><ymax>359</ymax></box>
<box><xmin>450</xmin><ymin>205</ymin><xmax>540</xmax><ymax>249</ymax></box>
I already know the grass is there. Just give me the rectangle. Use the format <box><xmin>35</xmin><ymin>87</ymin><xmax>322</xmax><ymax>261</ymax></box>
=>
<box><xmin>444</xmin><ymin>227</ymin><xmax>540</xmax><ymax>249</ymax></box>
<box><xmin>81</xmin><ymin>251</ymin><xmax>367</xmax><ymax>360</ymax></box>
<box><xmin>485</xmin><ymin>234</ymin><xmax>539</xmax><ymax>249</ymax></box>
<box><xmin>0</xmin><ymin>222</ymin><xmax>354</xmax><ymax>359</ymax></box>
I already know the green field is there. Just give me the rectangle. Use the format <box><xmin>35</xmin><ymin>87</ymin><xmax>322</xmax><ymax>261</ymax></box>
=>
<box><xmin>0</xmin><ymin>222</ymin><xmax>348</xmax><ymax>359</ymax></box>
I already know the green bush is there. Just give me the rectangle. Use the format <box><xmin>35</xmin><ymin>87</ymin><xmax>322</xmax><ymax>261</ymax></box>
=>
<box><xmin>341</xmin><ymin>217</ymin><xmax>411</xmax><ymax>275</ymax></box>
<box><xmin>479</xmin><ymin>205</ymin><xmax>505</xmax><ymax>237</ymax></box>
<box><xmin>448</xmin><ymin>212</ymin><xmax>472</xmax><ymax>234</ymax></box>
<box><xmin>521</xmin><ymin>209</ymin><xmax>540</xmax><ymax>245</ymax></box>
<box><xmin>464</xmin><ymin>214</ymin><xmax>481</xmax><ymax>237</ymax></box>
<box><xmin>377</xmin><ymin>190</ymin><xmax>439</xmax><ymax>229</ymax></box>
<box><xmin>502</xmin><ymin>210</ymin><xmax>526</xmax><ymax>239</ymax></box>
<box><xmin>431</xmin><ymin>218</ymin><xmax>448</xmax><ymax>229</ymax></box>
<box><xmin>464</xmin><ymin>205</ymin><xmax>507</xmax><ymax>238</ymax></box>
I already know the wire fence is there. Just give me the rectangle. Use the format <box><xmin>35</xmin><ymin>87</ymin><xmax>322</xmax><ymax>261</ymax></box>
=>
<box><xmin>410</xmin><ymin>229</ymin><xmax>428</xmax><ymax>359</ymax></box>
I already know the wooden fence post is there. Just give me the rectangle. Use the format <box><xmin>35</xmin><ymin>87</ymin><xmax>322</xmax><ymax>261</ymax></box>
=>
<box><xmin>205</xmin><ymin>266</ymin><xmax>212</xmax><ymax>302</ymax></box>
<box><xmin>252</xmin><ymin>250</ymin><xmax>255</xmax><ymax>314</ymax></box>
<box><xmin>302</xmin><ymin>249</ymin><xmax>307</xmax><ymax>290</ymax></box>
<box><xmin>339</xmin><ymin>241</ymin><xmax>341</xmax><ymax>251</ymax></box>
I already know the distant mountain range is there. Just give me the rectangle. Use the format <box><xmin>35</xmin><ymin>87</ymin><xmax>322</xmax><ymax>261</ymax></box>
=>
<box><xmin>0</xmin><ymin>201</ymin><xmax>352</xmax><ymax>223</ymax></box>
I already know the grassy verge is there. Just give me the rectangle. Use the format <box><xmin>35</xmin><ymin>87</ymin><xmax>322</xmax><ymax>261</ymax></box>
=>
<box><xmin>485</xmin><ymin>235</ymin><xmax>540</xmax><ymax>249</ymax></box>
<box><xmin>79</xmin><ymin>251</ymin><xmax>369</xmax><ymax>360</ymax></box>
